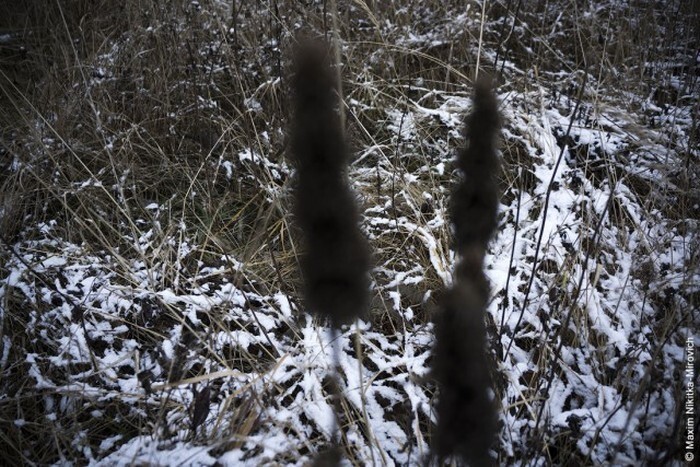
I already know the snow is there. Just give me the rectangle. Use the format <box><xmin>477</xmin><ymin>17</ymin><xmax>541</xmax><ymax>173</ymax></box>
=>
<box><xmin>1</xmin><ymin>0</ymin><xmax>696</xmax><ymax>465</ymax></box>
<box><xmin>100</xmin><ymin>437</ymin><xmax>217</xmax><ymax>466</ymax></box>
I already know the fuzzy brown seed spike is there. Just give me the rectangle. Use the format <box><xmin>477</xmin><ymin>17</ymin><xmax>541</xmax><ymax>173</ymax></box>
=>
<box><xmin>433</xmin><ymin>79</ymin><xmax>500</xmax><ymax>466</ymax></box>
<box><xmin>433</xmin><ymin>283</ymin><xmax>496</xmax><ymax>466</ymax></box>
<box><xmin>451</xmin><ymin>79</ymin><xmax>500</xmax><ymax>256</ymax></box>
<box><xmin>290</xmin><ymin>41</ymin><xmax>369</xmax><ymax>328</ymax></box>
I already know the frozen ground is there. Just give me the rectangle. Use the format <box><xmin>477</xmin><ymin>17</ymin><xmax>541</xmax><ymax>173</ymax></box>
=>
<box><xmin>0</xmin><ymin>0</ymin><xmax>697</xmax><ymax>465</ymax></box>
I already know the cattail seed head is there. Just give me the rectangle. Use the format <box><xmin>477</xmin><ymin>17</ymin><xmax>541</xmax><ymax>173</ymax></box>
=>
<box><xmin>433</xmin><ymin>282</ymin><xmax>497</xmax><ymax>466</ymax></box>
<box><xmin>450</xmin><ymin>79</ymin><xmax>501</xmax><ymax>256</ymax></box>
<box><xmin>290</xmin><ymin>40</ymin><xmax>369</xmax><ymax>328</ymax></box>
<box><xmin>432</xmin><ymin>79</ymin><xmax>500</xmax><ymax>466</ymax></box>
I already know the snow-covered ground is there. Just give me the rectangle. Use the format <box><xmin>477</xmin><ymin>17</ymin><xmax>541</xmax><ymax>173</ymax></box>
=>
<box><xmin>1</xmin><ymin>1</ymin><xmax>697</xmax><ymax>465</ymax></box>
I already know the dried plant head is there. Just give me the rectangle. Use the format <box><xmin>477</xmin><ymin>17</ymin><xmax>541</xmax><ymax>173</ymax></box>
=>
<box><xmin>450</xmin><ymin>78</ymin><xmax>501</xmax><ymax>256</ymax></box>
<box><xmin>432</xmin><ymin>282</ymin><xmax>497</xmax><ymax>466</ymax></box>
<box><xmin>432</xmin><ymin>79</ymin><xmax>501</xmax><ymax>466</ymax></box>
<box><xmin>290</xmin><ymin>40</ymin><xmax>369</xmax><ymax>327</ymax></box>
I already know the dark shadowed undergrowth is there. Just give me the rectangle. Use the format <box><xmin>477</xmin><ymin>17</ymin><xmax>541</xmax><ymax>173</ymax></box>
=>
<box><xmin>0</xmin><ymin>0</ymin><xmax>697</xmax><ymax>465</ymax></box>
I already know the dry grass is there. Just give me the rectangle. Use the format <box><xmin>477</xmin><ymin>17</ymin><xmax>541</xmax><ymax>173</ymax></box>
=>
<box><xmin>0</xmin><ymin>0</ymin><xmax>697</xmax><ymax>465</ymax></box>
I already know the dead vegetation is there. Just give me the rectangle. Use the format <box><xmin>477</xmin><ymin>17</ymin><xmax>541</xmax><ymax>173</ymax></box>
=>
<box><xmin>0</xmin><ymin>0</ymin><xmax>697</xmax><ymax>465</ymax></box>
